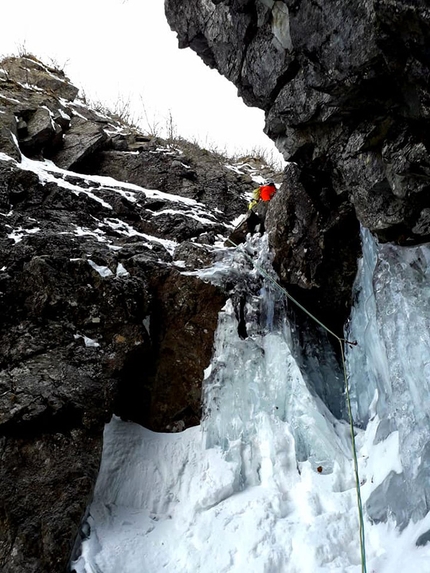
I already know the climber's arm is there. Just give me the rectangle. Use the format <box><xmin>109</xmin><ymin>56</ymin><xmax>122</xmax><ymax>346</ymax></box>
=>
<box><xmin>248</xmin><ymin>187</ymin><xmax>261</xmax><ymax>210</ymax></box>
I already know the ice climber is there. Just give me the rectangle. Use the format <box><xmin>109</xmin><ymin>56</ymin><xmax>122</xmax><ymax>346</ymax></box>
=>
<box><xmin>247</xmin><ymin>178</ymin><xmax>277</xmax><ymax>234</ymax></box>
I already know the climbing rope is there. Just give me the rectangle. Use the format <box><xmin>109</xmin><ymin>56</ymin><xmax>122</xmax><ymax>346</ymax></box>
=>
<box><xmin>226</xmin><ymin>237</ymin><xmax>367</xmax><ymax>573</ymax></box>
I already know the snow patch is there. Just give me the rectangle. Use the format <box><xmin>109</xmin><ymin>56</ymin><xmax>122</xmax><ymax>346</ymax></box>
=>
<box><xmin>74</xmin><ymin>334</ymin><xmax>100</xmax><ymax>348</ymax></box>
<box><xmin>102</xmin><ymin>218</ymin><xmax>177</xmax><ymax>255</ymax></box>
<box><xmin>0</xmin><ymin>93</ymin><xmax>21</xmax><ymax>104</ymax></box>
<box><xmin>7</xmin><ymin>227</ymin><xmax>40</xmax><ymax>244</ymax></box>
<box><xmin>116</xmin><ymin>263</ymin><xmax>129</xmax><ymax>277</ymax></box>
<box><xmin>88</xmin><ymin>260</ymin><xmax>114</xmax><ymax>278</ymax></box>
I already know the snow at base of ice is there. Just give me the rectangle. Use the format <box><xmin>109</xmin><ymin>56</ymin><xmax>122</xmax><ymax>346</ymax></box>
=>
<box><xmin>73</xmin><ymin>232</ymin><xmax>430</xmax><ymax>573</ymax></box>
<box><xmin>73</xmin><ymin>415</ymin><xmax>430</xmax><ymax>573</ymax></box>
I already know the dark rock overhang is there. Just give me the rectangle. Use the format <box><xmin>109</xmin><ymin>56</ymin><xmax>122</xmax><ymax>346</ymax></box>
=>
<box><xmin>165</xmin><ymin>0</ymin><xmax>430</xmax><ymax>330</ymax></box>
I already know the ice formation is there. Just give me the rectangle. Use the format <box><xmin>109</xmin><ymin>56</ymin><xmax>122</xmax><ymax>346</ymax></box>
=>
<box><xmin>346</xmin><ymin>228</ymin><xmax>430</xmax><ymax>533</ymax></box>
<box><xmin>72</xmin><ymin>231</ymin><xmax>430</xmax><ymax>573</ymax></box>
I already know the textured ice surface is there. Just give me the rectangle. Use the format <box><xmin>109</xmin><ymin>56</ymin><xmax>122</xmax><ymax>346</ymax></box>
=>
<box><xmin>201</xmin><ymin>237</ymin><xmax>350</xmax><ymax>477</ymax></box>
<box><xmin>73</xmin><ymin>232</ymin><xmax>430</xmax><ymax>573</ymax></box>
<box><xmin>346</xmin><ymin>228</ymin><xmax>430</xmax><ymax>528</ymax></box>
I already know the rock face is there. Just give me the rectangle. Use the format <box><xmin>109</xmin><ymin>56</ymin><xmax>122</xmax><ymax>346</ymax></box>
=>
<box><xmin>0</xmin><ymin>56</ymin><xmax>274</xmax><ymax>572</ymax></box>
<box><xmin>265</xmin><ymin>163</ymin><xmax>360</xmax><ymax>334</ymax></box>
<box><xmin>165</xmin><ymin>0</ymin><xmax>430</xmax><ymax>328</ymax></box>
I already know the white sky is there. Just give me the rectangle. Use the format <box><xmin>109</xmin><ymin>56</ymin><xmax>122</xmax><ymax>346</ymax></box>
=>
<box><xmin>1</xmin><ymin>0</ymin><xmax>283</xmax><ymax>164</ymax></box>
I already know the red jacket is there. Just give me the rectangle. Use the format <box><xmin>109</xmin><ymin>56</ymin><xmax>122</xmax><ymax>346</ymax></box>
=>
<box><xmin>259</xmin><ymin>184</ymin><xmax>276</xmax><ymax>201</ymax></box>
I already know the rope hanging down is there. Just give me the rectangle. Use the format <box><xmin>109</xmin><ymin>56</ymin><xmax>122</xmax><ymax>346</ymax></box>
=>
<box><xmin>226</xmin><ymin>237</ymin><xmax>367</xmax><ymax>573</ymax></box>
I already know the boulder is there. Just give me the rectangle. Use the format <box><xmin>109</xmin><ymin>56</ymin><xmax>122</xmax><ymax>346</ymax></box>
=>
<box><xmin>51</xmin><ymin>116</ymin><xmax>108</xmax><ymax>169</ymax></box>
<box><xmin>19</xmin><ymin>106</ymin><xmax>61</xmax><ymax>156</ymax></box>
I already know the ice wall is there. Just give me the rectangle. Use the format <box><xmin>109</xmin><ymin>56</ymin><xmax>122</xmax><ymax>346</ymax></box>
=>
<box><xmin>201</xmin><ymin>235</ymin><xmax>350</xmax><ymax>477</ymax></box>
<box><xmin>346</xmin><ymin>228</ymin><xmax>430</xmax><ymax>531</ymax></box>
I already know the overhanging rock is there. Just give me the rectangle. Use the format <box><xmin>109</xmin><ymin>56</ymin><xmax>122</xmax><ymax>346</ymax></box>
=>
<box><xmin>165</xmin><ymin>0</ymin><xmax>430</xmax><ymax>329</ymax></box>
<box><xmin>165</xmin><ymin>0</ymin><xmax>430</xmax><ymax>244</ymax></box>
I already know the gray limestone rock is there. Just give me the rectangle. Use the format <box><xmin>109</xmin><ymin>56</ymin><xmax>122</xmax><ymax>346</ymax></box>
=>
<box><xmin>77</xmin><ymin>141</ymin><xmax>248</xmax><ymax>222</ymax></box>
<box><xmin>51</xmin><ymin>116</ymin><xmax>108</xmax><ymax>170</ymax></box>
<box><xmin>1</xmin><ymin>56</ymin><xmax>79</xmax><ymax>101</ymax></box>
<box><xmin>0</xmin><ymin>110</ymin><xmax>21</xmax><ymax>161</ymax></box>
<box><xmin>266</xmin><ymin>163</ymin><xmax>360</xmax><ymax>333</ymax></box>
<box><xmin>19</xmin><ymin>106</ymin><xmax>61</xmax><ymax>156</ymax></box>
<box><xmin>0</xmin><ymin>149</ymin><xmax>231</xmax><ymax>571</ymax></box>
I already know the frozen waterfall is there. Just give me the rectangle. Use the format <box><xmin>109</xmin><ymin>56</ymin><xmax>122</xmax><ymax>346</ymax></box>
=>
<box><xmin>346</xmin><ymin>228</ymin><xmax>430</xmax><ymax>536</ymax></box>
<box><xmin>72</xmin><ymin>231</ymin><xmax>430</xmax><ymax>573</ymax></box>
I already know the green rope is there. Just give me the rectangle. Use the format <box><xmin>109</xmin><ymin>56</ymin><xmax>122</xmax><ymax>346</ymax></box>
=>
<box><xmin>340</xmin><ymin>342</ymin><xmax>367</xmax><ymax>573</ymax></box>
<box><xmin>226</xmin><ymin>237</ymin><xmax>367</xmax><ymax>573</ymax></box>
